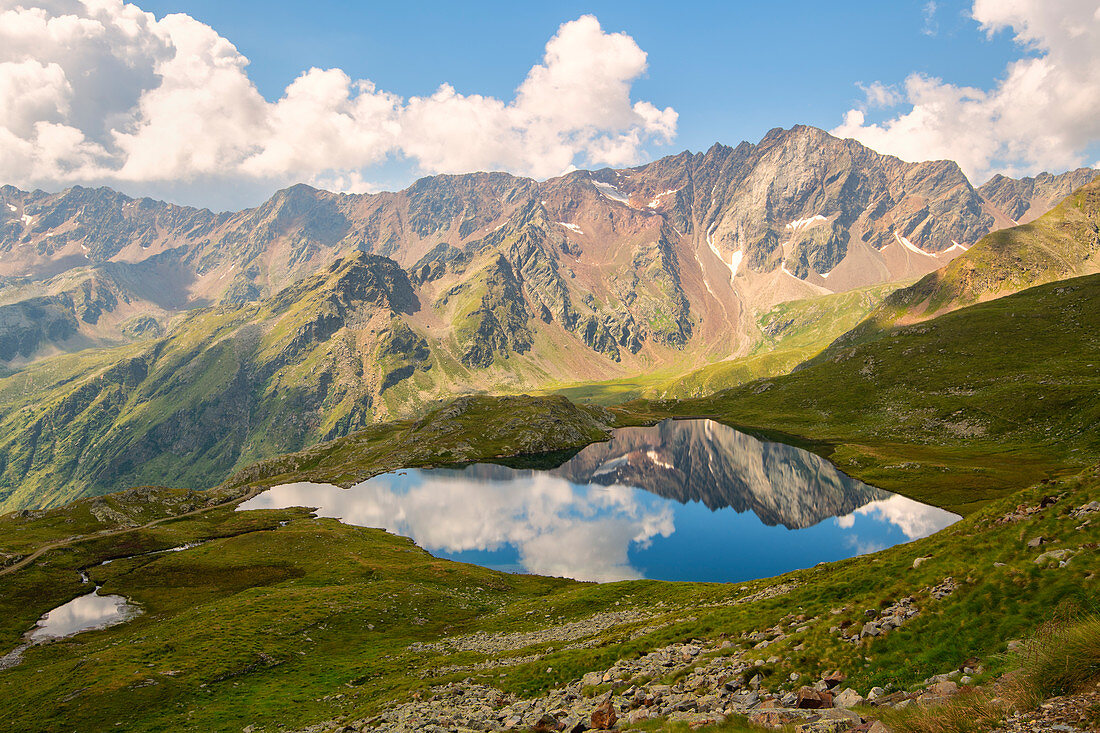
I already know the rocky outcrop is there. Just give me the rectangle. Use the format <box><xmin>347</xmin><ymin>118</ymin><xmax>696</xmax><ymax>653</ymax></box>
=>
<box><xmin>0</xmin><ymin>296</ymin><xmax>80</xmax><ymax>361</ymax></box>
<box><xmin>451</xmin><ymin>255</ymin><xmax>534</xmax><ymax>368</ymax></box>
<box><xmin>979</xmin><ymin>168</ymin><xmax>1099</xmax><ymax>224</ymax></box>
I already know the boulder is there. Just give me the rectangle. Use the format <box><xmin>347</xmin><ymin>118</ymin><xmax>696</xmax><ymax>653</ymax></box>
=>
<box><xmin>927</xmin><ymin>680</ymin><xmax>958</xmax><ymax>697</ymax></box>
<box><xmin>796</xmin><ymin>721</ymin><xmax>853</xmax><ymax>732</ymax></box>
<box><xmin>589</xmin><ymin>698</ymin><xmax>617</xmax><ymax>730</ymax></box>
<box><xmin>580</xmin><ymin>672</ymin><xmax>602</xmax><ymax>688</ymax></box>
<box><xmin>833</xmin><ymin>688</ymin><xmax>865</xmax><ymax>708</ymax></box>
<box><xmin>796</xmin><ymin>686</ymin><xmax>833</xmax><ymax>709</ymax></box>
<box><xmin>1034</xmin><ymin>548</ymin><xmax>1074</xmax><ymax>567</ymax></box>
<box><xmin>533</xmin><ymin>713</ymin><xmax>564</xmax><ymax>732</ymax></box>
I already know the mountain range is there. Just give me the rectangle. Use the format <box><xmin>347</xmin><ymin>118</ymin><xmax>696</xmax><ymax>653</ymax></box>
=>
<box><xmin>0</xmin><ymin>124</ymin><xmax>1095</xmax><ymax>511</ymax></box>
<box><xmin>4</xmin><ymin>125</ymin><xmax>1091</xmax><ymax>369</ymax></box>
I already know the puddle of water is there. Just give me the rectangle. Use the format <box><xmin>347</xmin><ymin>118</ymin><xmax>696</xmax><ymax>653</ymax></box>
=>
<box><xmin>28</xmin><ymin>588</ymin><xmax>140</xmax><ymax>641</ymax></box>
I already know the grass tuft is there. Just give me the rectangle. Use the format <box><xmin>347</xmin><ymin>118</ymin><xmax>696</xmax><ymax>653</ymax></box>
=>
<box><xmin>1022</xmin><ymin>613</ymin><xmax>1100</xmax><ymax>696</ymax></box>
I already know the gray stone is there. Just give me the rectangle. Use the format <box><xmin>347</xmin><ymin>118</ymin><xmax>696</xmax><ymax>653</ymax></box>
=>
<box><xmin>833</xmin><ymin>688</ymin><xmax>865</xmax><ymax>708</ymax></box>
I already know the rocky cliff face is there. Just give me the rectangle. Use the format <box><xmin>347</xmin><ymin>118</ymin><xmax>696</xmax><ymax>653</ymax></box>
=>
<box><xmin>978</xmin><ymin>168</ymin><xmax>1099</xmax><ymax>225</ymax></box>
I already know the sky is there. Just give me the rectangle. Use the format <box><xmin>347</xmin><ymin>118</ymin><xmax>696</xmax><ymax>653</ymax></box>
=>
<box><xmin>2</xmin><ymin>0</ymin><xmax>1099</xmax><ymax>209</ymax></box>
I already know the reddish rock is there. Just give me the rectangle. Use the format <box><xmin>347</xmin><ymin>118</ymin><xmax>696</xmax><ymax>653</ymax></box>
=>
<box><xmin>823</xmin><ymin>671</ymin><xmax>848</xmax><ymax>689</ymax></box>
<box><xmin>590</xmin><ymin>698</ymin><xmax>617</xmax><ymax>730</ymax></box>
<box><xmin>750</xmin><ymin>710</ymin><xmax>801</xmax><ymax>727</ymax></box>
<box><xmin>797</xmin><ymin>686</ymin><xmax>834</xmax><ymax>709</ymax></box>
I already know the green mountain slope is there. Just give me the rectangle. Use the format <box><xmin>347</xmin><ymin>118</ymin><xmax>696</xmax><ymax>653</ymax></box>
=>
<box><xmin>0</xmin><ymin>254</ymin><xmax>442</xmax><ymax>511</ymax></box>
<box><xmin>651</xmin><ymin>274</ymin><xmax>1100</xmax><ymax>514</ymax></box>
<box><xmin>834</xmin><ymin>174</ymin><xmax>1100</xmax><ymax>347</ymax></box>
<box><xmin>655</xmin><ymin>281</ymin><xmax>904</xmax><ymax>399</ymax></box>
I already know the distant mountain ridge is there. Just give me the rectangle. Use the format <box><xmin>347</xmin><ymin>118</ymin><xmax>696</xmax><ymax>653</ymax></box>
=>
<box><xmin>2</xmin><ymin>126</ymin><xmax>1084</xmax><ymax>368</ymax></box>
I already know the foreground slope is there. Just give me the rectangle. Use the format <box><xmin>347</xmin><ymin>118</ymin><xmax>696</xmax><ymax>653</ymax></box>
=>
<box><xmin>0</xmin><ymin>371</ymin><xmax>1095</xmax><ymax>729</ymax></box>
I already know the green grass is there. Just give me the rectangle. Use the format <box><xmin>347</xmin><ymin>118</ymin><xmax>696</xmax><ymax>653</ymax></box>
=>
<box><xmin>882</xmin><ymin>611</ymin><xmax>1100</xmax><ymax>733</ymax></box>
<box><xmin>0</xmin><ymin>455</ymin><xmax>1097</xmax><ymax>731</ymax></box>
<box><xmin>1022</xmin><ymin>613</ymin><xmax>1100</xmax><ymax>696</ymax></box>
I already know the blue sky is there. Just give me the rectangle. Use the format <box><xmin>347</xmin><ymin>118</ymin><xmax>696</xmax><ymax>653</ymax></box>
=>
<box><xmin>2</xmin><ymin>0</ymin><xmax>1098</xmax><ymax>207</ymax></box>
<box><xmin>136</xmin><ymin>0</ymin><xmax>1025</xmax><ymax>165</ymax></box>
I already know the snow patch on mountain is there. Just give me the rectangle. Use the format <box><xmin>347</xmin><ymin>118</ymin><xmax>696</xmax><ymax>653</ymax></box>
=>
<box><xmin>893</xmin><ymin>231</ymin><xmax>928</xmax><ymax>256</ymax></box>
<box><xmin>645</xmin><ymin>450</ymin><xmax>676</xmax><ymax>471</ymax></box>
<box><xmin>646</xmin><ymin>188</ymin><xmax>681</xmax><ymax>208</ymax></box>
<box><xmin>593</xmin><ymin>181</ymin><xmax>631</xmax><ymax>205</ymax></box>
<box><xmin>785</xmin><ymin>214</ymin><xmax>827</xmax><ymax>232</ymax></box>
<box><xmin>706</xmin><ymin>228</ymin><xmax>743</xmax><ymax>282</ymax></box>
<box><xmin>557</xmin><ymin>222</ymin><xmax>583</xmax><ymax>235</ymax></box>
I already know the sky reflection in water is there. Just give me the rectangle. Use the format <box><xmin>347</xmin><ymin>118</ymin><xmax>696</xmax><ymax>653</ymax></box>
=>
<box><xmin>30</xmin><ymin>590</ymin><xmax>138</xmax><ymax>640</ymax></box>
<box><xmin>240</xmin><ymin>420</ymin><xmax>958</xmax><ymax>582</ymax></box>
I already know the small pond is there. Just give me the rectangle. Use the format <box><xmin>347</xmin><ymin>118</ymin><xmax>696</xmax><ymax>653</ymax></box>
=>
<box><xmin>239</xmin><ymin>419</ymin><xmax>958</xmax><ymax>582</ymax></box>
<box><xmin>29</xmin><ymin>588</ymin><xmax>140</xmax><ymax>640</ymax></box>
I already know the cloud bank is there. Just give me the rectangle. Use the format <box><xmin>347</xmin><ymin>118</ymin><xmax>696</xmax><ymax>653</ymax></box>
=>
<box><xmin>834</xmin><ymin>0</ymin><xmax>1100</xmax><ymax>183</ymax></box>
<box><xmin>0</xmin><ymin>1</ymin><xmax>676</xmax><ymax>204</ymax></box>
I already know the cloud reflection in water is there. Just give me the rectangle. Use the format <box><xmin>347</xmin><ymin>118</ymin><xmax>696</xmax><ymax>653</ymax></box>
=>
<box><xmin>245</xmin><ymin>474</ymin><xmax>674</xmax><ymax>582</ymax></box>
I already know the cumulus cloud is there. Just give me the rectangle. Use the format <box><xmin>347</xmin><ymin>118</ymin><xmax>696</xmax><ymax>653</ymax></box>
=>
<box><xmin>835</xmin><ymin>494</ymin><xmax>959</xmax><ymax>540</ymax></box>
<box><xmin>240</xmin><ymin>475</ymin><xmax>676</xmax><ymax>583</ymax></box>
<box><xmin>833</xmin><ymin>0</ymin><xmax>1100</xmax><ymax>183</ymax></box>
<box><xmin>0</xmin><ymin>1</ymin><xmax>676</xmax><ymax>204</ymax></box>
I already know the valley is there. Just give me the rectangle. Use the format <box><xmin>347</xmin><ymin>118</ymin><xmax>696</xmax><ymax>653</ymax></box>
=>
<box><xmin>0</xmin><ymin>263</ymin><xmax>1096</xmax><ymax>731</ymax></box>
<box><xmin>4</xmin><ymin>4</ymin><xmax>1100</xmax><ymax>731</ymax></box>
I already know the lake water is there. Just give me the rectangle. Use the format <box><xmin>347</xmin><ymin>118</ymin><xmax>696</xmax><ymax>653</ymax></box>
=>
<box><xmin>239</xmin><ymin>419</ymin><xmax>958</xmax><ymax>582</ymax></box>
<box><xmin>29</xmin><ymin>589</ymin><xmax>139</xmax><ymax>640</ymax></box>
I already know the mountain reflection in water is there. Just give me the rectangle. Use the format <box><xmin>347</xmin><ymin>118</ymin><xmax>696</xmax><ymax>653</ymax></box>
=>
<box><xmin>239</xmin><ymin>419</ymin><xmax>958</xmax><ymax>582</ymax></box>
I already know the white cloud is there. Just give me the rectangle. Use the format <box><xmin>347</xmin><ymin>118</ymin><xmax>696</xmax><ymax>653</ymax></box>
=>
<box><xmin>239</xmin><ymin>476</ymin><xmax>675</xmax><ymax>583</ymax></box>
<box><xmin>833</xmin><ymin>0</ymin><xmax>1100</xmax><ymax>183</ymax></box>
<box><xmin>835</xmin><ymin>494</ymin><xmax>959</xmax><ymax>540</ymax></box>
<box><xmin>0</xmin><ymin>2</ymin><xmax>676</xmax><ymax>204</ymax></box>
<box><xmin>857</xmin><ymin>81</ymin><xmax>903</xmax><ymax>109</ymax></box>
<box><xmin>922</xmin><ymin>1</ymin><xmax>939</xmax><ymax>37</ymax></box>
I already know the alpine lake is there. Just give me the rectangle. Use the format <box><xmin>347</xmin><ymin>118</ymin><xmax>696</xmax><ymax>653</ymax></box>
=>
<box><xmin>239</xmin><ymin>419</ymin><xmax>958</xmax><ymax>583</ymax></box>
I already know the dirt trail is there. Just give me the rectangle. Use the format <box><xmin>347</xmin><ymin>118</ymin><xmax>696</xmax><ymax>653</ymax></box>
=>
<box><xmin>0</xmin><ymin>487</ymin><xmax>264</xmax><ymax>578</ymax></box>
